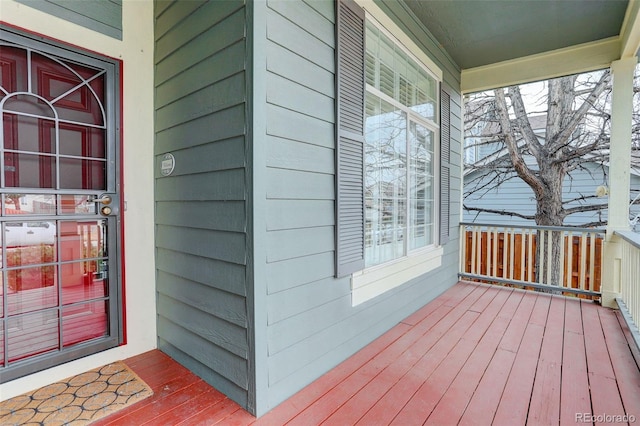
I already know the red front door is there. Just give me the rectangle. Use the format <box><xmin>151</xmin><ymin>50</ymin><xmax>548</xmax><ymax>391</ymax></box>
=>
<box><xmin>0</xmin><ymin>28</ymin><xmax>122</xmax><ymax>382</ymax></box>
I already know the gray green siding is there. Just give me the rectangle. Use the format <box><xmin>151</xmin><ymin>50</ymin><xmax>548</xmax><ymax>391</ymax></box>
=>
<box><xmin>257</xmin><ymin>0</ymin><xmax>463</xmax><ymax>414</ymax></box>
<box><xmin>16</xmin><ymin>0</ymin><xmax>122</xmax><ymax>39</ymax></box>
<box><xmin>154</xmin><ymin>0</ymin><xmax>250</xmax><ymax>410</ymax></box>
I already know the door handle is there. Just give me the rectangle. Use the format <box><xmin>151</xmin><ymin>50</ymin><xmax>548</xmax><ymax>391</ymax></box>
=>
<box><xmin>91</xmin><ymin>195</ymin><xmax>113</xmax><ymax>205</ymax></box>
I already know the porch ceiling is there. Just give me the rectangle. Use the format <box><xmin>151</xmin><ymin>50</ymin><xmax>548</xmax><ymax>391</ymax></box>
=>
<box><xmin>402</xmin><ymin>0</ymin><xmax>640</xmax><ymax>92</ymax></box>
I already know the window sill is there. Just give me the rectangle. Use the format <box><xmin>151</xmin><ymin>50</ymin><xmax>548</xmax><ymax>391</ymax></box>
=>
<box><xmin>351</xmin><ymin>245</ymin><xmax>444</xmax><ymax>306</ymax></box>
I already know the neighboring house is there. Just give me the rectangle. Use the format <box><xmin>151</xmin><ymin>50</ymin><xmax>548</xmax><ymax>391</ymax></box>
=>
<box><xmin>464</xmin><ymin>159</ymin><xmax>640</xmax><ymax>230</ymax></box>
<box><xmin>464</xmin><ymin>113</ymin><xmax>547</xmax><ymax>165</ymax></box>
<box><xmin>1</xmin><ymin>0</ymin><xmax>637</xmax><ymax>419</ymax></box>
<box><xmin>463</xmin><ymin>114</ymin><xmax>640</xmax><ymax>231</ymax></box>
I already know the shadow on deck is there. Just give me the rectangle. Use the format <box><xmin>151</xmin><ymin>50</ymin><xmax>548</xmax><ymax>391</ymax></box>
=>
<box><xmin>94</xmin><ymin>281</ymin><xmax>640</xmax><ymax>425</ymax></box>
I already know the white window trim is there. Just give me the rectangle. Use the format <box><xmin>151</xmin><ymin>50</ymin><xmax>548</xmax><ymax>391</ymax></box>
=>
<box><xmin>351</xmin><ymin>1</ymin><xmax>445</xmax><ymax>306</ymax></box>
<box><xmin>352</xmin><ymin>245</ymin><xmax>444</xmax><ymax>306</ymax></box>
<box><xmin>355</xmin><ymin>0</ymin><xmax>443</xmax><ymax>82</ymax></box>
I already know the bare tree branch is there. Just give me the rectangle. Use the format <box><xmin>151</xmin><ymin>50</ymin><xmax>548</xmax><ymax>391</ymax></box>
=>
<box><xmin>551</xmin><ymin>71</ymin><xmax>611</xmax><ymax>160</ymax></box>
<box><xmin>509</xmin><ymin>85</ymin><xmax>544</xmax><ymax>156</ymax></box>
<box><xmin>577</xmin><ymin>220</ymin><xmax>608</xmax><ymax>228</ymax></box>
<box><xmin>494</xmin><ymin>88</ymin><xmax>545</xmax><ymax>199</ymax></box>
<box><xmin>563</xmin><ymin>203</ymin><xmax>610</xmax><ymax>215</ymax></box>
<box><xmin>463</xmin><ymin>205</ymin><xmax>536</xmax><ymax>220</ymax></box>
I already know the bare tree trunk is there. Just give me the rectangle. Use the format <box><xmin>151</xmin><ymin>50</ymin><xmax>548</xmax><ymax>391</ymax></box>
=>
<box><xmin>534</xmin><ymin>230</ymin><xmax>562</xmax><ymax>289</ymax></box>
<box><xmin>534</xmin><ymin>163</ymin><xmax>565</xmax><ymax>289</ymax></box>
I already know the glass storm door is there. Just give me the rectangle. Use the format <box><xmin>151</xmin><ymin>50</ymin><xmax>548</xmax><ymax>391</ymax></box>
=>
<box><xmin>0</xmin><ymin>29</ymin><xmax>122</xmax><ymax>382</ymax></box>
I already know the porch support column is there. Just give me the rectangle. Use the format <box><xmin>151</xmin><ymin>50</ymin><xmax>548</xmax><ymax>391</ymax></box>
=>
<box><xmin>602</xmin><ymin>57</ymin><xmax>637</xmax><ymax>308</ymax></box>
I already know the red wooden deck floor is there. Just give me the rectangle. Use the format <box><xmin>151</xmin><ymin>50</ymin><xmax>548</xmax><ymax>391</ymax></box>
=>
<box><xmin>94</xmin><ymin>282</ymin><xmax>640</xmax><ymax>425</ymax></box>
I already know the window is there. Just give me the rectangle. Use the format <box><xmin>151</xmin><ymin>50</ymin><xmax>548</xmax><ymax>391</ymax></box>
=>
<box><xmin>335</xmin><ymin>0</ymin><xmax>451</xmax><ymax>302</ymax></box>
<box><xmin>364</xmin><ymin>21</ymin><xmax>438</xmax><ymax>267</ymax></box>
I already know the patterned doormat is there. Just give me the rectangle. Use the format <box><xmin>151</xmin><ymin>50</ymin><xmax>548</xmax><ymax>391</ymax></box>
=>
<box><xmin>0</xmin><ymin>361</ymin><xmax>153</xmax><ymax>425</ymax></box>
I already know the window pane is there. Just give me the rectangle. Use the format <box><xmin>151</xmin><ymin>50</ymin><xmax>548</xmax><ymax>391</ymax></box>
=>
<box><xmin>4</xmin><ymin>194</ymin><xmax>56</xmax><ymax>215</ymax></box>
<box><xmin>59</xmin><ymin>220</ymin><xmax>106</xmax><ymax>262</ymax></box>
<box><xmin>6</xmin><ymin>267</ymin><xmax>58</xmax><ymax>316</ymax></box>
<box><xmin>59</xmin><ymin>195</ymin><xmax>96</xmax><ymax>214</ymax></box>
<box><xmin>4</xmin><ymin>152</ymin><xmax>55</xmax><ymax>188</ymax></box>
<box><xmin>62</xmin><ymin>301</ymin><xmax>107</xmax><ymax>347</ymax></box>
<box><xmin>3</xmin><ymin>114</ymin><xmax>56</xmax><ymax>154</ymax></box>
<box><xmin>413</xmin><ymin>68</ymin><xmax>436</xmax><ymax>120</ymax></box>
<box><xmin>8</xmin><ymin>310</ymin><xmax>59</xmax><ymax>362</ymax></box>
<box><xmin>409</xmin><ymin>122</ymin><xmax>434</xmax><ymax>250</ymax></box>
<box><xmin>365</xmin><ymin>93</ymin><xmax>407</xmax><ymax>266</ymax></box>
<box><xmin>379</xmin><ymin>36</ymin><xmax>395</xmax><ymax>98</ymax></box>
<box><xmin>59</xmin><ymin>157</ymin><xmax>106</xmax><ymax>190</ymax></box>
<box><xmin>4</xmin><ymin>220</ymin><xmax>56</xmax><ymax>253</ymax></box>
<box><xmin>365</xmin><ymin>22</ymin><xmax>378</xmax><ymax>88</ymax></box>
<box><xmin>396</xmin><ymin>50</ymin><xmax>411</xmax><ymax>107</ymax></box>
<box><xmin>32</xmin><ymin>51</ymin><xmax>106</xmax><ymax>126</ymax></box>
<box><xmin>3</xmin><ymin>97</ymin><xmax>54</xmax><ymax>118</ymax></box>
<box><xmin>59</xmin><ymin>220</ymin><xmax>108</xmax><ymax>305</ymax></box>
<box><xmin>58</xmin><ymin>124</ymin><xmax>106</xmax><ymax>159</ymax></box>
<box><xmin>366</xmin><ymin>26</ymin><xmax>437</xmax><ymax>122</ymax></box>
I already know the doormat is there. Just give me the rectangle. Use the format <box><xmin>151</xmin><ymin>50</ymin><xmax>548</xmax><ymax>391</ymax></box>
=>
<box><xmin>0</xmin><ymin>361</ymin><xmax>153</xmax><ymax>425</ymax></box>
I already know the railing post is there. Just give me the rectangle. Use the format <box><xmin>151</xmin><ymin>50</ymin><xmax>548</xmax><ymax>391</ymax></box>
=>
<box><xmin>602</xmin><ymin>234</ymin><xmax>623</xmax><ymax>308</ymax></box>
<box><xmin>460</xmin><ymin>224</ymin><xmax>466</xmax><ymax>274</ymax></box>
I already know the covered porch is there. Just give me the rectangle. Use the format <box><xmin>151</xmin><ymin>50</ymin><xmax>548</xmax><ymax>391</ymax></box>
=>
<box><xmin>94</xmin><ymin>282</ymin><xmax>640</xmax><ymax>425</ymax></box>
<box><xmin>99</xmin><ymin>3</ymin><xmax>640</xmax><ymax>423</ymax></box>
<box><xmin>1</xmin><ymin>0</ymin><xmax>640</xmax><ymax>420</ymax></box>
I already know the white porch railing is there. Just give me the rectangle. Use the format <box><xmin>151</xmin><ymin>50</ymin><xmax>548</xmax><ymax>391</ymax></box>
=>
<box><xmin>615</xmin><ymin>230</ymin><xmax>640</xmax><ymax>351</ymax></box>
<box><xmin>459</xmin><ymin>222</ymin><xmax>605</xmax><ymax>298</ymax></box>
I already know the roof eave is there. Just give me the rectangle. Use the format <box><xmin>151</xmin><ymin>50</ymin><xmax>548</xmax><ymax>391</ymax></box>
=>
<box><xmin>621</xmin><ymin>0</ymin><xmax>640</xmax><ymax>58</ymax></box>
<box><xmin>460</xmin><ymin>0</ymin><xmax>640</xmax><ymax>94</ymax></box>
<box><xmin>460</xmin><ymin>37</ymin><xmax>621</xmax><ymax>94</ymax></box>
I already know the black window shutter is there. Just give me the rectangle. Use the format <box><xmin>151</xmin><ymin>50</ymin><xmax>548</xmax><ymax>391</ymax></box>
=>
<box><xmin>335</xmin><ymin>0</ymin><xmax>366</xmax><ymax>277</ymax></box>
<box><xmin>440</xmin><ymin>87</ymin><xmax>451</xmax><ymax>245</ymax></box>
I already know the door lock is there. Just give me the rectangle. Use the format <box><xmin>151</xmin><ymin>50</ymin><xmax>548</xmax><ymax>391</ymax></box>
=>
<box><xmin>91</xmin><ymin>194</ymin><xmax>119</xmax><ymax>216</ymax></box>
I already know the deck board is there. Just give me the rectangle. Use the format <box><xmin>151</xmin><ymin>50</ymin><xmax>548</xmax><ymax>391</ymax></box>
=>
<box><xmin>459</xmin><ymin>290</ymin><xmax>531</xmax><ymax>425</ymax></box>
<box><xmin>600</xmin><ymin>309</ymin><xmax>640</xmax><ymax>416</ymax></box>
<box><xmin>559</xmin><ymin>325</ymin><xmax>591</xmax><ymax>425</ymax></box>
<box><xmin>425</xmin><ymin>315</ymin><xmax>510</xmax><ymax>425</ymax></box>
<box><xmin>92</xmin><ymin>282</ymin><xmax>640</xmax><ymax>425</ymax></box>
<box><xmin>582</xmin><ymin>301</ymin><xmax>628</xmax><ymax>420</ymax></box>
<box><xmin>497</xmin><ymin>290</ymin><xmax>535</xmax><ymax>352</ymax></box>
<box><xmin>457</xmin><ymin>347</ymin><xmax>515</xmax><ymax>426</ymax></box>
<box><xmin>528</xmin><ymin>296</ymin><xmax>565</xmax><ymax>425</ymax></box>
<box><xmin>492</xmin><ymin>323</ymin><xmax>545</xmax><ymax>425</ymax></box>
